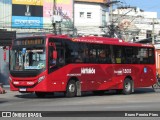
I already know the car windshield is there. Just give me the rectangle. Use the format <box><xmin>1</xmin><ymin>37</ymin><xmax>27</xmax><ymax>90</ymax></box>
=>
<box><xmin>10</xmin><ymin>48</ymin><xmax>46</xmax><ymax>71</ymax></box>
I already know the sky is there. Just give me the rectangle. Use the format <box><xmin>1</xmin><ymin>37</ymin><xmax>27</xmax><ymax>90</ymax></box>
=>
<box><xmin>124</xmin><ymin>0</ymin><xmax>160</xmax><ymax>18</ymax></box>
<box><xmin>0</xmin><ymin>0</ymin><xmax>160</xmax><ymax>17</ymax></box>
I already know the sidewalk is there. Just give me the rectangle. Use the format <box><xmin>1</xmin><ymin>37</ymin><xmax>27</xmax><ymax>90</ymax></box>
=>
<box><xmin>2</xmin><ymin>85</ymin><xmax>10</xmax><ymax>93</ymax></box>
<box><xmin>0</xmin><ymin>83</ymin><xmax>6</xmax><ymax>94</ymax></box>
<box><xmin>0</xmin><ymin>85</ymin><xmax>20</xmax><ymax>99</ymax></box>
<box><xmin>3</xmin><ymin>85</ymin><xmax>10</xmax><ymax>89</ymax></box>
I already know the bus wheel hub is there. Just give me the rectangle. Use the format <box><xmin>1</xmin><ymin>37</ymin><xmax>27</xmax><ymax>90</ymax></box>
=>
<box><xmin>69</xmin><ymin>84</ymin><xmax>75</xmax><ymax>93</ymax></box>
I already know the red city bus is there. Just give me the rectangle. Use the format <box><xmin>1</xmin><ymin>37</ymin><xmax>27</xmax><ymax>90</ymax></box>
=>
<box><xmin>9</xmin><ymin>34</ymin><xmax>157</xmax><ymax>97</ymax></box>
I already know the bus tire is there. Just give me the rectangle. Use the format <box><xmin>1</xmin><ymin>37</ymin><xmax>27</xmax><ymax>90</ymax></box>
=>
<box><xmin>122</xmin><ymin>78</ymin><xmax>132</xmax><ymax>95</ymax></box>
<box><xmin>65</xmin><ymin>80</ymin><xmax>77</xmax><ymax>97</ymax></box>
<box><xmin>35</xmin><ymin>92</ymin><xmax>46</xmax><ymax>98</ymax></box>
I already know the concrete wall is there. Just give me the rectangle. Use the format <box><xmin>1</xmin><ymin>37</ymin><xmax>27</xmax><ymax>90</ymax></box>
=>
<box><xmin>75</xmin><ymin>3</ymin><xmax>102</xmax><ymax>26</ymax></box>
<box><xmin>0</xmin><ymin>1</ymin><xmax>12</xmax><ymax>30</ymax></box>
<box><xmin>0</xmin><ymin>0</ymin><xmax>73</xmax><ymax>33</ymax></box>
<box><xmin>112</xmin><ymin>7</ymin><xmax>160</xmax><ymax>41</ymax></box>
<box><xmin>75</xmin><ymin>0</ymin><xmax>106</xmax><ymax>3</ymax></box>
<box><xmin>74</xmin><ymin>2</ymin><xmax>109</xmax><ymax>35</ymax></box>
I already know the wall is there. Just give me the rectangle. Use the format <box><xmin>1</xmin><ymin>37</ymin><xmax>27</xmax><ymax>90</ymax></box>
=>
<box><xmin>0</xmin><ymin>47</ymin><xmax>9</xmax><ymax>85</ymax></box>
<box><xmin>74</xmin><ymin>2</ymin><xmax>109</xmax><ymax>35</ymax></box>
<box><xmin>75</xmin><ymin>3</ymin><xmax>101</xmax><ymax>26</ymax></box>
<box><xmin>0</xmin><ymin>0</ymin><xmax>73</xmax><ymax>32</ymax></box>
<box><xmin>75</xmin><ymin>0</ymin><xmax>106</xmax><ymax>3</ymax></box>
<box><xmin>156</xmin><ymin>49</ymin><xmax>160</xmax><ymax>74</ymax></box>
<box><xmin>112</xmin><ymin>7</ymin><xmax>160</xmax><ymax>41</ymax></box>
<box><xmin>0</xmin><ymin>0</ymin><xmax>12</xmax><ymax>30</ymax></box>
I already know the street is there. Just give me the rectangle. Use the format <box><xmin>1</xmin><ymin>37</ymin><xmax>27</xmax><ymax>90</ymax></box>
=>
<box><xmin>0</xmin><ymin>87</ymin><xmax>160</xmax><ymax>120</ymax></box>
<box><xmin>0</xmin><ymin>87</ymin><xmax>160</xmax><ymax>111</ymax></box>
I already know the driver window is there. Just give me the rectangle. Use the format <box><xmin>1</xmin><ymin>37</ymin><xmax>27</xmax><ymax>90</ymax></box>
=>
<box><xmin>48</xmin><ymin>47</ymin><xmax>57</xmax><ymax>74</ymax></box>
<box><xmin>48</xmin><ymin>38</ymin><xmax>65</xmax><ymax>73</ymax></box>
<box><xmin>48</xmin><ymin>46</ymin><xmax>56</xmax><ymax>67</ymax></box>
<box><xmin>57</xmin><ymin>48</ymin><xmax>65</xmax><ymax>66</ymax></box>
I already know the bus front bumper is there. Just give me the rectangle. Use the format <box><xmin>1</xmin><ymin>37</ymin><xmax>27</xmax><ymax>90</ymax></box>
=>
<box><xmin>9</xmin><ymin>76</ymin><xmax>48</xmax><ymax>92</ymax></box>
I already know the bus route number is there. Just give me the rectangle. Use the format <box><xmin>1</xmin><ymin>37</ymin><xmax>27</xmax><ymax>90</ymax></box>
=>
<box><xmin>123</xmin><ymin>69</ymin><xmax>131</xmax><ymax>74</ymax></box>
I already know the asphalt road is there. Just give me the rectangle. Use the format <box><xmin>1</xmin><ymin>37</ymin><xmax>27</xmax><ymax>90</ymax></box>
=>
<box><xmin>0</xmin><ymin>87</ymin><xmax>160</xmax><ymax>120</ymax></box>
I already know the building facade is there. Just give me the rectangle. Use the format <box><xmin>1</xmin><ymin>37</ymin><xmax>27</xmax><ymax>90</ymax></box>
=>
<box><xmin>0</xmin><ymin>0</ymin><xmax>73</xmax><ymax>85</ymax></box>
<box><xmin>112</xmin><ymin>7</ymin><xmax>160</xmax><ymax>41</ymax></box>
<box><xmin>74</xmin><ymin>0</ymin><xmax>109</xmax><ymax>36</ymax></box>
<box><xmin>0</xmin><ymin>0</ymin><xmax>74</xmax><ymax>35</ymax></box>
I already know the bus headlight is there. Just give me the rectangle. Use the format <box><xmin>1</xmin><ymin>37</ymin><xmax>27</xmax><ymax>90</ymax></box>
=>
<box><xmin>38</xmin><ymin>76</ymin><xmax>45</xmax><ymax>83</ymax></box>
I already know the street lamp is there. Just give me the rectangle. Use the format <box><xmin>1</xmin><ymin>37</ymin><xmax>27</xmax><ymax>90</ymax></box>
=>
<box><xmin>105</xmin><ymin>0</ymin><xmax>121</xmax><ymax>22</ymax></box>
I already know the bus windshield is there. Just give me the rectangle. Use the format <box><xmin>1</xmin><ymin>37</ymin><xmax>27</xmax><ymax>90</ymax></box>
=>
<box><xmin>10</xmin><ymin>48</ymin><xmax>46</xmax><ymax>71</ymax></box>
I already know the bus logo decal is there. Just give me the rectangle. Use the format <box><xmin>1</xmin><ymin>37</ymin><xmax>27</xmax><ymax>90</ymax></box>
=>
<box><xmin>114</xmin><ymin>69</ymin><xmax>132</xmax><ymax>75</ymax></box>
<box><xmin>114</xmin><ymin>70</ymin><xmax>123</xmax><ymax>75</ymax></box>
<box><xmin>81</xmin><ymin>68</ymin><xmax>95</xmax><ymax>74</ymax></box>
<box><xmin>67</xmin><ymin>74</ymin><xmax>81</xmax><ymax>77</ymax></box>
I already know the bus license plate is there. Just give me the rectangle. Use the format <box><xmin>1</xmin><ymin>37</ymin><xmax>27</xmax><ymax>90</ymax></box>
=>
<box><xmin>19</xmin><ymin>88</ymin><xmax>26</xmax><ymax>92</ymax></box>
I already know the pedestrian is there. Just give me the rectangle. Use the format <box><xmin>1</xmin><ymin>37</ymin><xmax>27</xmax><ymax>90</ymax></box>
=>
<box><xmin>0</xmin><ymin>83</ymin><xmax>5</xmax><ymax>94</ymax></box>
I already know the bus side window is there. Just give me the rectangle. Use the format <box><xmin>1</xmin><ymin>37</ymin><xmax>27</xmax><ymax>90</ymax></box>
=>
<box><xmin>98</xmin><ymin>49</ymin><xmax>111</xmax><ymax>63</ymax></box>
<box><xmin>138</xmin><ymin>48</ymin><xmax>149</xmax><ymax>64</ymax></box>
<box><xmin>115</xmin><ymin>47</ymin><xmax>122</xmax><ymax>64</ymax></box>
<box><xmin>125</xmin><ymin>47</ymin><xmax>132</xmax><ymax>64</ymax></box>
<box><xmin>57</xmin><ymin>48</ymin><xmax>65</xmax><ymax>65</ymax></box>
<box><xmin>148</xmin><ymin>48</ymin><xmax>154</xmax><ymax>64</ymax></box>
<box><xmin>110</xmin><ymin>55</ymin><xmax>115</xmax><ymax>63</ymax></box>
<box><xmin>82</xmin><ymin>48</ymin><xmax>89</xmax><ymax>63</ymax></box>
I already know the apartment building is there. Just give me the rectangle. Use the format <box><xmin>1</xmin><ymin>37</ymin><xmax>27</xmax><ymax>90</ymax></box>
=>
<box><xmin>74</xmin><ymin>0</ymin><xmax>109</xmax><ymax>35</ymax></box>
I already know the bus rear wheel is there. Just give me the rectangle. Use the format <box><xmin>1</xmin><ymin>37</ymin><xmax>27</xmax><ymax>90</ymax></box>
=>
<box><xmin>35</xmin><ymin>92</ymin><xmax>46</xmax><ymax>98</ymax></box>
<box><xmin>65</xmin><ymin>80</ymin><xmax>77</xmax><ymax>97</ymax></box>
<box><xmin>122</xmin><ymin>78</ymin><xmax>132</xmax><ymax>95</ymax></box>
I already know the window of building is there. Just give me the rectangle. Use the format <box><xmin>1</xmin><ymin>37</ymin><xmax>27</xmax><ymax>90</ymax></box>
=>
<box><xmin>146</xmin><ymin>30</ymin><xmax>152</xmax><ymax>38</ymax></box>
<box><xmin>102</xmin><ymin>10</ymin><xmax>106</xmax><ymax>26</ymax></box>
<box><xmin>87</xmin><ymin>12</ymin><xmax>92</xmax><ymax>18</ymax></box>
<box><xmin>80</xmin><ymin>12</ymin><xmax>84</xmax><ymax>18</ymax></box>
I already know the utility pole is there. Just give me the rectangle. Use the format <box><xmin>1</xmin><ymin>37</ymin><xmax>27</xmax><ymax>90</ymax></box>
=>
<box><xmin>58</xmin><ymin>8</ymin><xmax>62</xmax><ymax>35</ymax></box>
<box><xmin>152</xmin><ymin>18</ymin><xmax>155</xmax><ymax>44</ymax></box>
<box><xmin>73</xmin><ymin>0</ymin><xmax>75</xmax><ymax>35</ymax></box>
<box><xmin>109</xmin><ymin>0</ymin><xmax>115</xmax><ymax>38</ymax></box>
<box><xmin>106</xmin><ymin>0</ymin><xmax>120</xmax><ymax>38</ymax></box>
<box><xmin>52</xmin><ymin>0</ymin><xmax>57</xmax><ymax>34</ymax></box>
<box><xmin>110</xmin><ymin>0</ymin><xmax>113</xmax><ymax>23</ymax></box>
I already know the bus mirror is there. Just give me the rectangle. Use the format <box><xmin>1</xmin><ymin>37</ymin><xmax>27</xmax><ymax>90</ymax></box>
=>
<box><xmin>53</xmin><ymin>51</ymin><xmax>57</xmax><ymax>59</ymax></box>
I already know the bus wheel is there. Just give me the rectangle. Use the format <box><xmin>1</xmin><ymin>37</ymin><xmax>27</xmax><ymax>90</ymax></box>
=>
<box><xmin>35</xmin><ymin>92</ymin><xmax>46</xmax><ymax>98</ymax></box>
<box><xmin>65</xmin><ymin>80</ymin><xmax>77</xmax><ymax>97</ymax></box>
<box><xmin>122</xmin><ymin>78</ymin><xmax>132</xmax><ymax>95</ymax></box>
